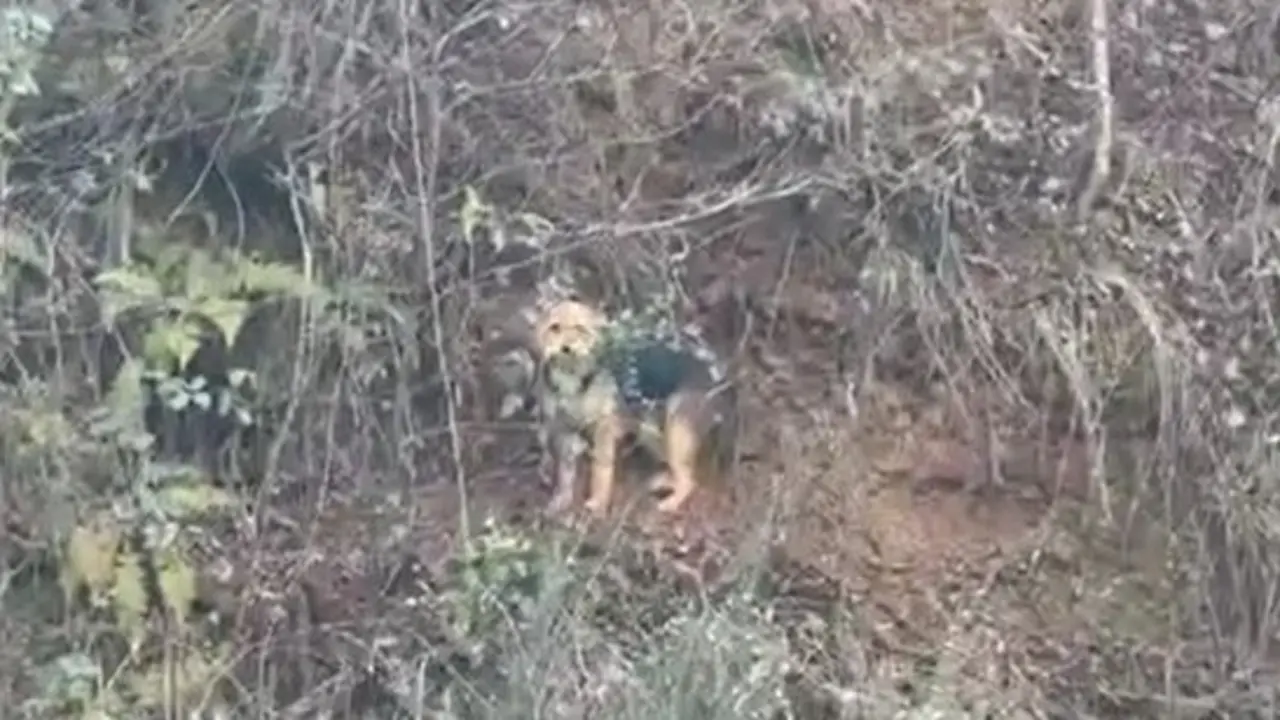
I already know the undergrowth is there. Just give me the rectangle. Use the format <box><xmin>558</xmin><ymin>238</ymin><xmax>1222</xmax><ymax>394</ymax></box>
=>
<box><xmin>2</xmin><ymin>0</ymin><xmax>1279</xmax><ymax>717</ymax></box>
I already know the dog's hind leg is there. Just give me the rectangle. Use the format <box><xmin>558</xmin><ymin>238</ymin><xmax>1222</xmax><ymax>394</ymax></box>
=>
<box><xmin>657</xmin><ymin>405</ymin><xmax>700</xmax><ymax>514</ymax></box>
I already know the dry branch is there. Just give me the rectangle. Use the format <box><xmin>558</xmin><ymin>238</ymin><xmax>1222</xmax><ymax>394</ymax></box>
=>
<box><xmin>1075</xmin><ymin>0</ymin><xmax>1113</xmax><ymax>223</ymax></box>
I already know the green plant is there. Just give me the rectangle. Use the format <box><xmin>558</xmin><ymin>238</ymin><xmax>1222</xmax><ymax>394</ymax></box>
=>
<box><xmin>0</xmin><ymin>7</ymin><xmax>53</xmax><ymax>141</ymax></box>
<box><xmin>457</xmin><ymin>183</ymin><xmax>551</xmax><ymax>253</ymax></box>
<box><xmin>96</xmin><ymin>244</ymin><xmax>317</xmax><ymax>372</ymax></box>
<box><xmin>22</xmin><ymin>639</ymin><xmax>235</xmax><ymax>718</ymax></box>
<box><xmin>2</xmin><ymin>373</ymin><xmax>236</xmax><ymax>716</ymax></box>
<box><xmin>1</xmin><ymin>242</ymin><xmax>334</xmax><ymax>716</ymax></box>
<box><xmin>91</xmin><ymin>244</ymin><xmax>318</xmax><ymax>443</ymax></box>
<box><xmin>446</xmin><ymin>518</ymin><xmax>562</xmax><ymax>651</ymax></box>
<box><xmin>614</xmin><ymin>594</ymin><xmax>794</xmax><ymax>720</ymax></box>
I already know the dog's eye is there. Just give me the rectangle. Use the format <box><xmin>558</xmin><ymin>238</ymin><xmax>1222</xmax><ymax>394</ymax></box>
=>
<box><xmin>547</xmin><ymin>322</ymin><xmax>561</xmax><ymax>334</ymax></box>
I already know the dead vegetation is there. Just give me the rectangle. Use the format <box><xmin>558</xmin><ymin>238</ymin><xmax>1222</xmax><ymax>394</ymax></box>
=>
<box><xmin>2</xmin><ymin>0</ymin><xmax>1280</xmax><ymax>716</ymax></box>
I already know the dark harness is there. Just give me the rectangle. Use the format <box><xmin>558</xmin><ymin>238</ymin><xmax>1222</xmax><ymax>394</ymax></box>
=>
<box><xmin>540</xmin><ymin>340</ymin><xmax>704</xmax><ymax>408</ymax></box>
<box><xmin>603</xmin><ymin>341</ymin><xmax>702</xmax><ymax>408</ymax></box>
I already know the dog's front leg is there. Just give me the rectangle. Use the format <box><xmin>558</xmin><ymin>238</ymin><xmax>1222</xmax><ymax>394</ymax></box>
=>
<box><xmin>584</xmin><ymin>412</ymin><xmax>621</xmax><ymax>516</ymax></box>
<box><xmin>547</xmin><ymin>432</ymin><xmax>585</xmax><ymax>515</ymax></box>
<box><xmin>536</xmin><ymin>418</ymin><xmax>558</xmax><ymax>489</ymax></box>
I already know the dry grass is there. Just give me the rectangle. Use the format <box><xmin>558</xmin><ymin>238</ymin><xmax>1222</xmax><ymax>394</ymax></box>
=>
<box><xmin>2</xmin><ymin>0</ymin><xmax>1280</xmax><ymax>716</ymax></box>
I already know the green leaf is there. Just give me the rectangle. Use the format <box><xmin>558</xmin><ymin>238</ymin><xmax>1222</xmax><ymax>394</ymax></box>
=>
<box><xmin>147</xmin><ymin>242</ymin><xmax>190</xmax><ymax>281</ymax></box>
<box><xmin>154</xmin><ymin>481</ymin><xmax>236</xmax><ymax>518</ymax></box>
<box><xmin>196</xmin><ymin>295</ymin><xmax>249</xmax><ymax>348</ymax></box>
<box><xmin>228</xmin><ymin>368</ymin><xmax>255</xmax><ymax>389</ymax></box>
<box><xmin>164</xmin><ymin>391</ymin><xmax>190</xmax><ymax>411</ymax></box>
<box><xmin>143</xmin><ymin>317</ymin><xmax>203</xmax><ymax>370</ymax></box>
<box><xmin>95</xmin><ymin>358</ymin><xmax>149</xmax><ymax>439</ymax></box>
<box><xmin>155</xmin><ymin>545</ymin><xmax>197</xmax><ymax>627</ymax></box>
<box><xmin>96</xmin><ymin>264</ymin><xmax>164</xmax><ymax>297</ymax></box>
<box><xmin>63</xmin><ymin>519</ymin><xmax>122</xmax><ymax>601</ymax></box>
<box><xmin>459</xmin><ymin>184</ymin><xmax>490</xmax><ymax>246</ymax></box>
<box><xmin>235</xmin><ymin>257</ymin><xmax>314</xmax><ymax>298</ymax></box>
<box><xmin>95</xmin><ymin>265</ymin><xmax>165</xmax><ymax>323</ymax></box>
<box><xmin>18</xmin><ymin>405</ymin><xmax>74</xmax><ymax>449</ymax></box>
<box><xmin>30</xmin><ymin>652</ymin><xmax>102</xmax><ymax>710</ymax></box>
<box><xmin>152</xmin><ymin>375</ymin><xmax>186</xmax><ymax>406</ymax></box>
<box><xmin>183</xmin><ymin>247</ymin><xmax>231</xmax><ymax>301</ymax></box>
<box><xmin>112</xmin><ymin>551</ymin><xmax>150</xmax><ymax>652</ymax></box>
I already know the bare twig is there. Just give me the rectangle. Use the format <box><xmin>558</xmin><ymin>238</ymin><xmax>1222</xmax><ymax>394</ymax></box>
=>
<box><xmin>253</xmin><ymin>155</ymin><xmax>320</xmax><ymax>533</ymax></box>
<box><xmin>402</xmin><ymin>0</ymin><xmax>471</xmax><ymax>542</ymax></box>
<box><xmin>1075</xmin><ymin>0</ymin><xmax>1113</xmax><ymax>223</ymax></box>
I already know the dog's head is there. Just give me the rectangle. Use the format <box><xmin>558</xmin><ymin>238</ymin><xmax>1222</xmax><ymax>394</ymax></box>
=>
<box><xmin>534</xmin><ymin>300</ymin><xmax>608</xmax><ymax>374</ymax></box>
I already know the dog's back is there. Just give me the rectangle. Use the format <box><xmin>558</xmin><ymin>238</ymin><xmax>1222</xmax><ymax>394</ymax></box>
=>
<box><xmin>604</xmin><ymin>328</ymin><xmax>741</xmax><ymax>481</ymax></box>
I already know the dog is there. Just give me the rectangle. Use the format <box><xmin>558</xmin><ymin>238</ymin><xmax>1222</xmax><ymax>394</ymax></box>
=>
<box><xmin>531</xmin><ymin>299</ymin><xmax>738</xmax><ymax>516</ymax></box>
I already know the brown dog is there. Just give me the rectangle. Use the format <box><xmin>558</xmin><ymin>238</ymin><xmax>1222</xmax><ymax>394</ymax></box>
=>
<box><xmin>532</xmin><ymin>299</ymin><xmax>737</xmax><ymax>516</ymax></box>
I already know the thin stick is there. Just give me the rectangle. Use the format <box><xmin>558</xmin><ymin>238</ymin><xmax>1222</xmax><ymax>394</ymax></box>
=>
<box><xmin>402</xmin><ymin>0</ymin><xmax>472</xmax><ymax>543</ymax></box>
<box><xmin>1075</xmin><ymin>0</ymin><xmax>1114</xmax><ymax>223</ymax></box>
